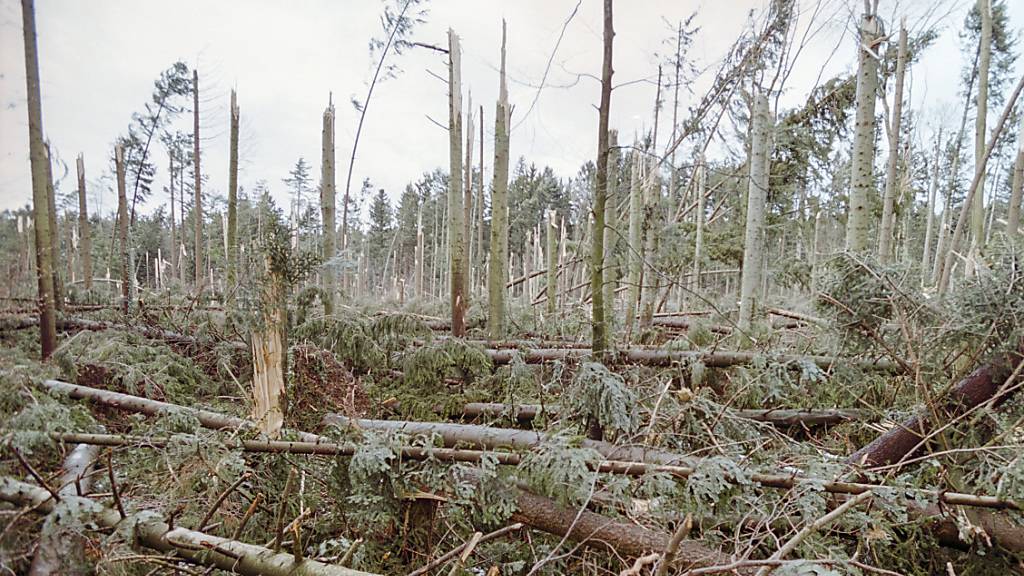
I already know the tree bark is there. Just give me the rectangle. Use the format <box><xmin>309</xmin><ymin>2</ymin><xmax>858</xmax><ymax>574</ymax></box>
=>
<box><xmin>76</xmin><ymin>155</ymin><xmax>92</xmax><ymax>292</ymax></box>
<box><xmin>28</xmin><ymin>443</ymin><xmax>102</xmax><ymax>576</ymax></box>
<box><xmin>878</xmin><ymin>23</ymin><xmax>908</xmax><ymax>264</ymax></box>
<box><xmin>546</xmin><ymin>209</ymin><xmax>557</xmax><ymax>317</ymax></box>
<box><xmin>603</xmin><ymin>130</ymin><xmax>620</xmax><ymax>325</ymax></box>
<box><xmin>921</xmin><ymin>129</ymin><xmax>943</xmax><ymax>280</ymax></box>
<box><xmin>20</xmin><ymin>0</ymin><xmax>56</xmax><ymax>359</ymax></box>
<box><xmin>227</xmin><ymin>89</ymin><xmax>240</xmax><ymax>303</ymax></box>
<box><xmin>464</xmin><ymin>93</ymin><xmax>474</xmax><ymax>302</ymax></box>
<box><xmin>1006</xmin><ymin>114</ymin><xmax>1023</xmax><ymax>238</ymax></box>
<box><xmin>43</xmin><ymin>143</ymin><xmax>62</xmax><ymax>310</ymax></box>
<box><xmin>591</xmin><ymin>0</ymin><xmax>614</xmax><ymax>356</ymax></box>
<box><xmin>971</xmin><ymin>0</ymin><xmax>992</xmax><ymax>255</ymax></box>
<box><xmin>738</xmin><ymin>91</ymin><xmax>771</xmax><ymax>333</ymax></box>
<box><xmin>845</xmin><ymin>9</ymin><xmax>881</xmax><ymax>252</ymax></box>
<box><xmin>321</xmin><ymin>99</ymin><xmax>336</xmax><ymax>314</ymax></box>
<box><xmin>626</xmin><ymin>150</ymin><xmax>645</xmax><ymax>337</ymax></box>
<box><xmin>115</xmin><ymin>144</ymin><xmax>129</xmax><ymax>314</ymax></box>
<box><xmin>1</xmin><ymin>477</ymin><xmax>376</xmax><ymax>576</ymax></box>
<box><xmin>193</xmin><ymin>68</ymin><xmax>203</xmax><ymax>290</ymax></box>
<box><xmin>488</xmin><ymin>20</ymin><xmax>510</xmax><ymax>339</ymax></box>
<box><xmin>448</xmin><ymin>29</ymin><xmax>466</xmax><ymax>337</ymax></box>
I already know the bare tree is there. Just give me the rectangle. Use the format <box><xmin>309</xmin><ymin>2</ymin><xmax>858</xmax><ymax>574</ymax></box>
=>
<box><xmin>845</xmin><ymin>6</ymin><xmax>882</xmax><ymax>252</ymax></box>
<box><xmin>20</xmin><ymin>0</ymin><xmax>56</xmax><ymax>358</ymax></box>
<box><xmin>192</xmin><ymin>69</ymin><xmax>203</xmax><ymax>290</ymax></box>
<box><xmin>321</xmin><ymin>99</ymin><xmax>336</xmax><ymax>314</ymax></box>
<box><xmin>488</xmin><ymin>21</ymin><xmax>510</xmax><ymax>339</ymax></box>
<box><xmin>878</xmin><ymin>22</ymin><xmax>908</xmax><ymax>264</ymax></box>
<box><xmin>591</xmin><ymin>0</ymin><xmax>614</xmax><ymax>357</ymax></box>
<box><xmin>227</xmin><ymin>90</ymin><xmax>240</xmax><ymax>302</ymax></box>
<box><xmin>448</xmin><ymin>29</ymin><xmax>466</xmax><ymax>337</ymax></box>
<box><xmin>738</xmin><ymin>91</ymin><xmax>771</xmax><ymax>333</ymax></box>
<box><xmin>76</xmin><ymin>155</ymin><xmax>92</xmax><ymax>291</ymax></box>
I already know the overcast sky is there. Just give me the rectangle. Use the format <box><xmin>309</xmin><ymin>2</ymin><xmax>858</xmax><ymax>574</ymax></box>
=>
<box><xmin>0</xmin><ymin>0</ymin><xmax>1021</xmax><ymax>218</ymax></box>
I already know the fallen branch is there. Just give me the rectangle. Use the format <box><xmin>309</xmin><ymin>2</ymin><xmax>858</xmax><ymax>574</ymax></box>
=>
<box><xmin>0</xmin><ymin>477</ymin><xmax>378</xmax><ymax>576</ymax></box>
<box><xmin>407</xmin><ymin>523</ymin><xmax>523</xmax><ymax>576</ymax></box>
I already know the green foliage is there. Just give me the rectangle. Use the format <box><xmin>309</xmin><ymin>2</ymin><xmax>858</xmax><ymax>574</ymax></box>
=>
<box><xmin>519</xmin><ymin>438</ymin><xmax>600</xmax><ymax>506</ymax></box>
<box><xmin>565</xmin><ymin>362</ymin><xmax>640</xmax><ymax>438</ymax></box>
<box><xmin>52</xmin><ymin>330</ymin><xmax>217</xmax><ymax>404</ymax></box>
<box><xmin>293</xmin><ymin>315</ymin><xmax>387</xmax><ymax>373</ymax></box>
<box><xmin>398</xmin><ymin>338</ymin><xmax>491</xmax><ymax>393</ymax></box>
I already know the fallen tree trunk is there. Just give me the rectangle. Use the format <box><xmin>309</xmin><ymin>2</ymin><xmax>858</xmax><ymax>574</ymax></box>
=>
<box><xmin>29</xmin><ymin>431</ymin><xmax>1019</xmax><ymax>511</ymax></box>
<box><xmin>33</xmin><ymin>382</ymin><xmax>740</xmax><ymax>567</ymax></box>
<box><xmin>846</xmin><ymin>345</ymin><xmax>1024</xmax><ymax>553</ymax></box>
<box><xmin>484</xmin><ymin>347</ymin><xmax>898</xmax><ymax>372</ymax></box>
<box><xmin>2</xmin><ymin>315</ymin><xmax>207</xmax><ymax>347</ymax></box>
<box><xmin>28</xmin><ymin>442</ymin><xmax>102</xmax><ymax>576</ymax></box>
<box><xmin>650</xmin><ymin>317</ymin><xmax>732</xmax><ymax>334</ymax></box>
<box><xmin>848</xmin><ymin>346</ymin><xmax>1024</xmax><ymax>468</ymax></box>
<box><xmin>460</xmin><ymin>403</ymin><xmax>874</xmax><ymax>428</ymax></box>
<box><xmin>509</xmin><ymin>488</ymin><xmax>751</xmax><ymax>574</ymax></box>
<box><xmin>0</xmin><ymin>477</ymin><xmax>376</xmax><ymax>576</ymax></box>
<box><xmin>38</xmin><ymin>379</ymin><xmax>322</xmax><ymax>443</ymax></box>
<box><xmin>324</xmin><ymin>415</ymin><xmax>695</xmax><ymax>467</ymax></box>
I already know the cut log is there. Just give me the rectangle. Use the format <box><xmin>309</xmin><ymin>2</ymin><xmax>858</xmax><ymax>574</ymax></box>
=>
<box><xmin>28</xmin><ymin>442</ymin><xmax>102</xmax><ymax>576</ymax></box>
<box><xmin>0</xmin><ymin>477</ymin><xmax>377</xmax><ymax>576</ymax></box>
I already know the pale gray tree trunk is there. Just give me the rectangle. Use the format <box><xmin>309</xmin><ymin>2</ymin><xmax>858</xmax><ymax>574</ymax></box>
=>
<box><xmin>227</xmin><ymin>90</ymin><xmax>240</xmax><ymax>303</ymax></box>
<box><xmin>626</xmin><ymin>150</ymin><xmax>645</xmax><ymax>337</ymax></box>
<box><xmin>845</xmin><ymin>10</ymin><xmax>881</xmax><ymax>252</ymax></box>
<box><xmin>193</xmin><ymin>69</ymin><xmax>203</xmax><ymax>289</ymax></box>
<box><xmin>971</xmin><ymin>0</ymin><xmax>992</xmax><ymax>257</ymax></box>
<box><xmin>448</xmin><ymin>29</ymin><xmax>466</xmax><ymax>337</ymax></box>
<box><xmin>738</xmin><ymin>92</ymin><xmax>771</xmax><ymax>333</ymax></box>
<box><xmin>464</xmin><ymin>94</ymin><xmax>474</xmax><ymax>301</ymax></box>
<box><xmin>602</xmin><ymin>129</ymin><xmax>619</xmax><ymax>327</ymax></box>
<box><xmin>475</xmin><ymin>104</ymin><xmax>485</xmax><ymax>296</ymax></box>
<box><xmin>590</xmin><ymin>0</ymin><xmax>614</xmax><ymax>358</ymax></box>
<box><xmin>169</xmin><ymin>153</ymin><xmax>177</xmax><ymax>281</ymax></box>
<box><xmin>321</xmin><ymin>100</ymin><xmax>336</xmax><ymax>314</ymax></box>
<box><xmin>691</xmin><ymin>155</ymin><xmax>706</xmax><ymax>296</ymax></box>
<box><xmin>546</xmin><ymin>209</ymin><xmax>557</xmax><ymax>317</ymax></box>
<box><xmin>76</xmin><ymin>155</ymin><xmax>92</xmax><ymax>291</ymax></box>
<box><xmin>878</xmin><ymin>23</ymin><xmax>907</xmax><ymax>264</ymax></box>
<box><xmin>115</xmin><ymin>145</ymin><xmax>129</xmax><ymax>314</ymax></box>
<box><xmin>1006</xmin><ymin>112</ymin><xmax>1024</xmax><ymax>238</ymax></box>
<box><xmin>44</xmin><ymin>144</ymin><xmax>61</xmax><ymax>310</ymax></box>
<box><xmin>921</xmin><ymin>129</ymin><xmax>943</xmax><ymax>281</ymax></box>
<box><xmin>22</xmin><ymin>0</ymin><xmax>56</xmax><ymax>358</ymax></box>
<box><xmin>488</xmin><ymin>21</ymin><xmax>510</xmax><ymax>339</ymax></box>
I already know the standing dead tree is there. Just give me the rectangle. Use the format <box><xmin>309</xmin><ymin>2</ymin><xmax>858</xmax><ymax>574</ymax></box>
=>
<box><xmin>591</xmin><ymin>0</ymin><xmax>615</xmax><ymax>356</ymax></box>
<box><xmin>448</xmin><ymin>29</ymin><xmax>467</xmax><ymax>337</ymax></box>
<box><xmin>20</xmin><ymin>0</ymin><xmax>56</xmax><ymax>358</ymax></box>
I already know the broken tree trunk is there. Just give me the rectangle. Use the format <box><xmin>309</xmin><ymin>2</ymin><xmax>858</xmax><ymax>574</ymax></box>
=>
<box><xmin>28</xmin><ymin>442</ymin><xmax>102</xmax><ymax>576</ymax></box>
<box><xmin>848</xmin><ymin>344</ymin><xmax>1023</xmax><ymax>469</ymax></box>
<box><xmin>0</xmin><ymin>477</ymin><xmax>376</xmax><ymax>576</ymax></box>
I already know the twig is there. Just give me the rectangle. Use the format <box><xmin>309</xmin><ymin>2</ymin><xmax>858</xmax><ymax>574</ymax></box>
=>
<box><xmin>338</xmin><ymin>537</ymin><xmax>363</xmax><ymax>567</ymax></box>
<box><xmin>197</xmin><ymin>472</ymin><xmax>250</xmax><ymax>531</ymax></box>
<box><xmin>9</xmin><ymin>446</ymin><xmax>60</xmax><ymax>502</ymax></box>
<box><xmin>230</xmin><ymin>492</ymin><xmax>263</xmax><ymax>540</ymax></box>
<box><xmin>620</xmin><ymin>552</ymin><xmax>660</xmax><ymax>576</ymax></box>
<box><xmin>654</xmin><ymin>513</ymin><xmax>693</xmax><ymax>575</ymax></box>
<box><xmin>272</xmin><ymin>467</ymin><xmax>296</xmax><ymax>552</ymax></box>
<box><xmin>754</xmin><ymin>491</ymin><xmax>874</xmax><ymax>576</ymax></box>
<box><xmin>408</xmin><ymin>523</ymin><xmax>523</xmax><ymax>576</ymax></box>
<box><xmin>446</xmin><ymin>531</ymin><xmax>482</xmax><ymax>576</ymax></box>
<box><xmin>106</xmin><ymin>450</ymin><xmax>126</xmax><ymax>519</ymax></box>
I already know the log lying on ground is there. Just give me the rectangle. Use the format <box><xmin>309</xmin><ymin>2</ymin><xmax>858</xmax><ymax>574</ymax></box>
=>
<box><xmin>28</xmin><ymin>442</ymin><xmax>102</xmax><ymax>576</ymax></box>
<box><xmin>650</xmin><ymin>317</ymin><xmax>732</xmax><ymax>334</ymax></box>
<box><xmin>846</xmin><ymin>345</ymin><xmax>1024</xmax><ymax>553</ymax></box>
<box><xmin>848</xmin><ymin>345</ymin><xmax>1024</xmax><ymax>468</ymax></box>
<box><xmin>324</xmin><ymin>415</ymin><xmax>696</xmax><ymax>467</ymax></box>
<box><xmin>38</xmin><ymin>379</ymin><xmax>322</xmax><ymax>443</ymax></box>
<box><xmin>460</xmin><ymin>403</ymin><xmax>875</xmax><ymax>428</ymax></box>
<box><xmin>484</xmin><ymin>347</ymin><xmax>898</xmax><ymax>372</ymax></box>
<box><xmin>36</xmin><ymin>383</ymin><xmax>740</xmax><ymax>567</ymax></box>
<box><xmin>509</xmin><ymin>488</ymin><xmax>752</xmax><ymax>574</ymax></box>
<box><xmin>0</xmin><ymin>477</ymin><xmax>376</xmax><ymax>576</ymax></box>
<box><xmin>2</xmin><ymin>315</ymin><xmax>206</xmax><ymax>347</ymax></box>
<box><xmin>34</xmin><ymin>431</ymin><xmax>1019</xmax><ymax>511</ymax></box>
